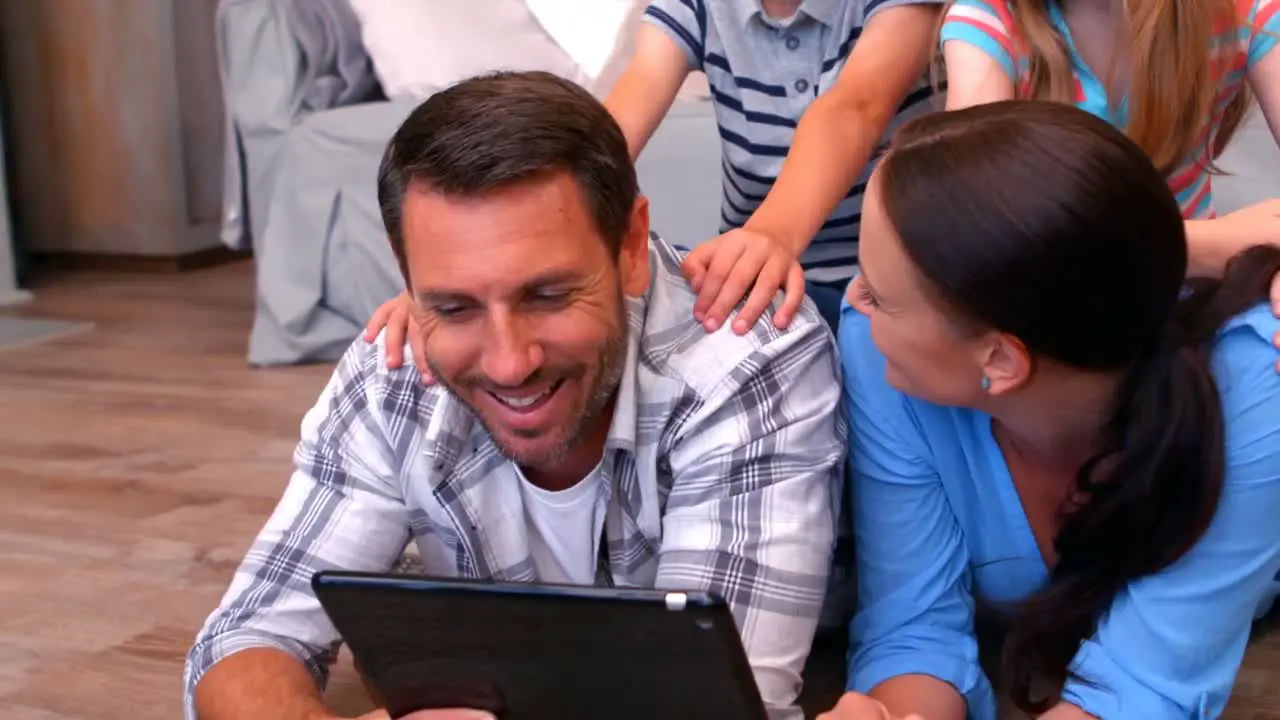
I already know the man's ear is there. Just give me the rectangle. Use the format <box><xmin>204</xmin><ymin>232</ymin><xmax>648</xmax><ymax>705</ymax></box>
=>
<box><xmin>619</xmin><ymin>195</ymin><xmax>651</xmax><ymax>297</ymax></box>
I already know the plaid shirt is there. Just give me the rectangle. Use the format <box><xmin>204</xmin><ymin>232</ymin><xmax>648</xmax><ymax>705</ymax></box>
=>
<box><xmin>184</xmin><ymin>236</ymin><xmax>847</xmax><ymax>719</ymax></box>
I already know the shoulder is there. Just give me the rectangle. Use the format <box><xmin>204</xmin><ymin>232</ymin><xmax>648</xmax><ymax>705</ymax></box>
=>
<box><xmin>314</xmin><ymin>332</ymin><xmax>464</xmax><ymax>456</ymax></box>
<box><xmin>939</xmin><ymin>0</ymin><xmax>1021</xmax><ymax>74</ymax></box>
<box><xmin>1211</xmin><ymin>303</ymin><xmax>1280</xmax><ymax>448</ymax></box>
<box><xmin>642</xmin><ymin>0</ymin><xmax>715</xmax><ymax>41</ymax></box>
<box><xmin>838</xmin><ymin>306</ymin><xmax>911</xmax><ymax>416</ymax></box>
<box><xmin>1239</xmin><ymin>0</ymin><xmax>1280</xmax><ymax>26</ymax></box>
<box><xmin>837</xmin><ymin>305</ymin><xmax>949</xmax><ymax>457</ymax></box>
<box><xmin>1239</xmin><ymin>0</ymin><xmax>1280</xmax><ymax>63</ymax></box>
<box><xmin>638</xmin><ymin>235</ymin><xmax>841</xmax><ymax>405</ymax></box>
<box><xmin>942</xmin><ymin>0</ymin><xmax>1017</xmax><ymax>32</ymax></box>
<box><xmin>857</xmin><ymin>0</ymin><xmax>950</xmax><ymax>22</ymax></box>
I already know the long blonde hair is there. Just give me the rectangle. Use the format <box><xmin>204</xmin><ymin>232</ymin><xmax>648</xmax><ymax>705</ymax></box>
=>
<box><xmin>968</xmin><ymin>0</ymin><xmax>1254</xmax><ymax>174</ymax></box>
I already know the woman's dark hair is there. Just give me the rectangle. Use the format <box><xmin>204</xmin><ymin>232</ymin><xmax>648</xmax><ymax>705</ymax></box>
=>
<box><xmin>877</xmin><ymin>100</ymin><xmax>1280</xmax><ymax>713</ymax></box>
<box><xmin>375</xmin><ymin>70</ymin><xmax>637</xmax><ymax>280</ymax></box>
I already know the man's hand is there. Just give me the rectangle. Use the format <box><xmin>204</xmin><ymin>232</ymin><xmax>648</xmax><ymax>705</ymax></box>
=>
<box><xmin>816</xmin><ymin>692</ymin><xmax>925</xmax><ymax>720</ymax></box>
<box><xmin>357</xmin><ymin>710</ymin><xmax>495</xmax><ymax>720</ymax></box>
<box><xmin>362</xmin><ymin>291</ymin><xmax>433</xmax><ymax>385</ymax></box>
<box><xmin>681</xmin><ymin>227</ymin><xmax>807</xmax><ymax>334</ymax></box>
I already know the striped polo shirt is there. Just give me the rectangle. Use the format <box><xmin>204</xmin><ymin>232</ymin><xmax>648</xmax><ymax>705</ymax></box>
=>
<box><xmin>940</xmin><ymin>0</ymin><xmax>1280</xmax><ymax>219</ymax></box>
<box><xmin>644</xmin><ymin>0</ymin><xmax>943</xmax><ymax>286</ymax></box>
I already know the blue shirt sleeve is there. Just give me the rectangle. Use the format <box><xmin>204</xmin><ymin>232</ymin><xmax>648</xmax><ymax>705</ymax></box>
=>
<box><xmin>838</xmin><ymin>308</ymin><xmax>995</xmax><ymax>712</ymax></box>
<box><xmin>1246</xmin><ymin>0</ymin><xmax>1280</xmax><ymax>70</ymax></box>
<box><xmin>642</xmin><ymin>0</ymin><xmax>706</xmax><ymax>70</ymax></box>
<box><xmin>1063</xmin><ymin>305</ymin><xmax>1280</xmax><ymax>719</ymax></box>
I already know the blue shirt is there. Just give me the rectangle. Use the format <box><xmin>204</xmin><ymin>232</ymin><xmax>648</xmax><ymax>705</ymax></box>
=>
<box><xmin>643</xmin><ymin>0</ymin><xmax>941</xmax><ymax>286</ymax></box>
<box><xmin>838</xmin><ymin>302</ymin><xmax>1280</xmax><ymax>719</ymax></box>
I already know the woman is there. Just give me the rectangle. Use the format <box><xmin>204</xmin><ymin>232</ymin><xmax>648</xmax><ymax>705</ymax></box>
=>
<box><xmin>941</xmin><ymin>0</ymin><xmax>1280</xmax><ymax>300</ymax></box>
<box><xmin>823</xmin><ymin>101</ymin><xmax>1280</xmax><ymax>720</ymax></box>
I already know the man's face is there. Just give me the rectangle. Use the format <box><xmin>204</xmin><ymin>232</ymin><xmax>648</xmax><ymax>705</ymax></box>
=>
<box><xmin>401</xmin><ymin>171</ymin><xmax>649</xmax><ymax>472</ymax></box>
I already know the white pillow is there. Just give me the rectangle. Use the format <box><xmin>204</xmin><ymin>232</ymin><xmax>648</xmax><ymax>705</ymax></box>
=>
<box><xmin>346</xmin><ymin>0</ymin><xmax>590</xmax><ymax>101</ymax></box>
<box><xmin>524</xmin><ymin>0</ymin><xmax>647</xmax><ymax>96</ymax></box>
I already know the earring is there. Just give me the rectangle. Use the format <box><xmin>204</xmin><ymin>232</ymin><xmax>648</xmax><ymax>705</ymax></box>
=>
<box><xmin>980</xmin><ymin>375</ymin><xmax>991</xmax><ymax>391</ymax></box>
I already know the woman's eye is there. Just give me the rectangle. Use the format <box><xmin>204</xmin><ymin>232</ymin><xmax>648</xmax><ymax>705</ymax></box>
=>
<box><xmin>856</xmin><ymin>285</ymin><xmax>880</xmax><ymax>309</ymax></box>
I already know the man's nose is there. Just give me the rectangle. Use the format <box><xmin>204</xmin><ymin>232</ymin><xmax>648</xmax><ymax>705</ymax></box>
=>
<box><xmin>480</xmin><ymin>310</ymin><xmax>544</xmax><ymax>386</ymax></box>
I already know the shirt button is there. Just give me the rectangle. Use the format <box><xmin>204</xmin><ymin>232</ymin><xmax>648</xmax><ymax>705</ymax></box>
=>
<box><xmin>785</xmin><ymin>35</ymin><xmax>800</xmax><ymax>50</ymax></box>
<box><xmin>794</xmin><ymin>78</ymin><xmax>810</xmax><ymax>94</ymax></box>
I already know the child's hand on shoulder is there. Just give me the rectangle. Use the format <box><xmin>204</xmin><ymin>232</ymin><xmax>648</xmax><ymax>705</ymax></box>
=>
<box><xmin>680</xmin><ymin>227</ymin><xmax>806</xmax><ymax>334</ymax></box>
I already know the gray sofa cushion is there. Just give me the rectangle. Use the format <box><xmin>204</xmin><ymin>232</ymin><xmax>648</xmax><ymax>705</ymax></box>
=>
<box><xmin>248</xmin><ymin>99</ymin><xmax>418</xmax><ymax>365</ymax></box>
<box><xmin>216</xmin><ymin>0</ymin><xmax>381</xmax><ymax>251</ymax></box>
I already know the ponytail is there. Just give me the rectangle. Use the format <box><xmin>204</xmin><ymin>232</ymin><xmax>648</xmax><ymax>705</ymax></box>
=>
<box><xmin>1003</xmin><ymin>245</ymin><xmax>1280</xmax><ymax>714</ymax></box>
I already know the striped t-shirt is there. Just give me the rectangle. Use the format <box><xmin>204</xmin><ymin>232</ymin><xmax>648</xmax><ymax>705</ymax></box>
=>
<box><xmin>941</xmin><ymin>0</ymin><xmax>1280</xmax><ymax>219</ymax></box>
<box><xmin>644</xmin><ymin>0</ymin><xmax>942</xmax><ymax>286</ymax></box>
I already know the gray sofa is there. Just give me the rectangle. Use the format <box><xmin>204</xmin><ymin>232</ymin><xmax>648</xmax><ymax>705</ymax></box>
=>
<box><xmin>216</xmin><ymin>0</ymin><xmax>723</xmax><ymax>366</ymax></box>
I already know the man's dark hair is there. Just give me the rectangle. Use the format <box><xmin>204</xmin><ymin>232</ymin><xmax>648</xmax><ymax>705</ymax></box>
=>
<box><xmin>376</xmin><ymin>70</ymin><xmax>638</xmax><ymax>277</ymax></box>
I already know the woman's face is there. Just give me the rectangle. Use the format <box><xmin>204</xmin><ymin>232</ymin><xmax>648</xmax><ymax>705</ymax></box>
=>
<box><xmin>849</xmin><ymin>173</ymin><xmax>994</xmax><ymax>407</ymax></box>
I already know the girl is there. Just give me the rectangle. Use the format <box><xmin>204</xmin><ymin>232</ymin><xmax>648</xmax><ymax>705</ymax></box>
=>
<box><xmin>825</xmin><ymin>101</ymin><xmax>1280</xmax><ymax>720</ymax></box>
<box><xmin>940</xmin><ymin>0</ymin><xmax>1280</xmax><ymax>310</ymax></box>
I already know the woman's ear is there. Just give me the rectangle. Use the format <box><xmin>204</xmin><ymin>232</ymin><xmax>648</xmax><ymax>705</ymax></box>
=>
<box><xmin>980</xmin><ymin>332</ymin><xmax>1032</xmax><ymax>395</ymax></box>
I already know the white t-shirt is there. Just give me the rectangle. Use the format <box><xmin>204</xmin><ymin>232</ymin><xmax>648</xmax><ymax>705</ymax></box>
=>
<box><xmin>515</xmin><ymin>465</ymin><xmax>604</xmax><ymax>584</ymax></box>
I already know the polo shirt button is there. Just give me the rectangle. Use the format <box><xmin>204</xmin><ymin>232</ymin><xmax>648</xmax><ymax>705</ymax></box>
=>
<box><xmin>794</xmin><ymin>78</ymin><xmax>810</xmax><ymax>93</ymax></box>
<box><xmin>785</xmin><ymin>35</ymin><xmax>800</xmax><ymax>50</ymax></box>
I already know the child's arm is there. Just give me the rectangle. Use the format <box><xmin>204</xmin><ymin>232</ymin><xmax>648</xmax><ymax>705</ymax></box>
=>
<box><xmin>1184</xmin><ymin>4</ymin><xmax>1280</xmax><ymax>300</ymax></box>
<box><xmin>738</xmin><ymin>4</ymin><xmax>942</xmax><ymax>257</ymax></box>
<box><xmin>605</xmin><ymin>19</ymin><xmax>695</xmax><ymax>160</ymax></box>
<box><xmin>683</xmin><ymin>4</ymin><xmax>943</xmax><ymax>333</ymax></box>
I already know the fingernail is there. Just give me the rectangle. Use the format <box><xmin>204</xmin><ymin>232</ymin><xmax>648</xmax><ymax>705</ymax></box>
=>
<box><xmin>733</xmin><ymin>319</ymin><xmax>747</xmax><ymax>334</ymax></box>
<box><xmin>703</xmin><ymin>319</ymin><xmax>719</xmax><ymax>332</ymax></box>
<box><xmin>693</xmin><ymin>311</ymin><xmax>704</xmax><ymax>322</ymax></box>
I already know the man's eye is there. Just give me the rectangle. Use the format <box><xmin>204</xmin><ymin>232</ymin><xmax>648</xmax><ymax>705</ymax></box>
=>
<box><xmin>432</xmin><ymin>305</ymin><xmax>468</xmax><ymax>319</ymax></box>
<box><xmin>529</xmin><ymin>290</ymin><xmax>570</xmax><ymax>305</ymax></box>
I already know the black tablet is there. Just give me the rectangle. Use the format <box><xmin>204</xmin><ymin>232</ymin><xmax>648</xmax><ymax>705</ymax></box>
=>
<box><xmin>311</xmin><ymin>570</ymin><xmax>769</xmax><ymax>720</ymax></box>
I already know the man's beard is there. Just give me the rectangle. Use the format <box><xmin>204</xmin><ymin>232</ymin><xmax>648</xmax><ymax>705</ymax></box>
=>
<box><xmin>428</xmin><ymin>302</ymin><xmax>630</xmax><ymax>469</ymax></box>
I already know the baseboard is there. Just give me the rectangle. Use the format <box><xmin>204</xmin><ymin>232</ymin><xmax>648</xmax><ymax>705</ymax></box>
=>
<box><xmin>30</xmin><ymin>245</ymin><xmax>252</xmax><ymax>273</ymax></box>
<box><xmin>0</xmin><ymin>287</ymin><xmax>32</xmax><ymax>308</ymax></box>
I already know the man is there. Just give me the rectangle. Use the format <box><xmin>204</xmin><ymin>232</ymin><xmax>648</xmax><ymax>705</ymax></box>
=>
<box><xmin>185</xmin><ymin>71</ymin><xmax>846</xmax><ymax>720</ymax></box>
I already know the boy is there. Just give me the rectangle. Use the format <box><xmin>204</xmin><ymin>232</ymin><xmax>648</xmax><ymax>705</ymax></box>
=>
<box><xmin>613</xmin><ymin>0</ymin><xmax>943</xmax><ymax>332</ymax></box>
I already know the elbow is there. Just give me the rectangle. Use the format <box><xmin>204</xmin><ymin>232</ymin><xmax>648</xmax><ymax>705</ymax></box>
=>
<box><xmin>847</xmin><ymin>627</ymin><xmax>984</xmax><ymax>697</ymax></box>
<box><xmin>185</xmin><ymin>627</ymin><xmax>332</xmax><ymax>701</ymax></box>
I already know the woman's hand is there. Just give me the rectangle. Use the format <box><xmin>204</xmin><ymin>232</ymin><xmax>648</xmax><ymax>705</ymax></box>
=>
<box><xmin>816</xmin><ymin>691</ymin><xmax>926</xmax><ymax>720</ymax></box>
<box><xmin>362</xmin><ymin>291</ymin><xmax>433</xmax><ymax>385</ymax></box>
<box><xmin>680</xmin><ymin>227</ymin><xmax>807</xmax><ymax>334</ymax></box>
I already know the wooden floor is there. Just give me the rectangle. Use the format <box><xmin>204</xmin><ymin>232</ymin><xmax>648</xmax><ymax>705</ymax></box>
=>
<box><xmin>0</xmin><ymin>261</ymin><xmax>1278</xmax><ymax>719</ymax></box>
<box><xmin>0</xmin><ymin>261</ymin><xmax>373</xmax><ymax>719</ymax></box>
